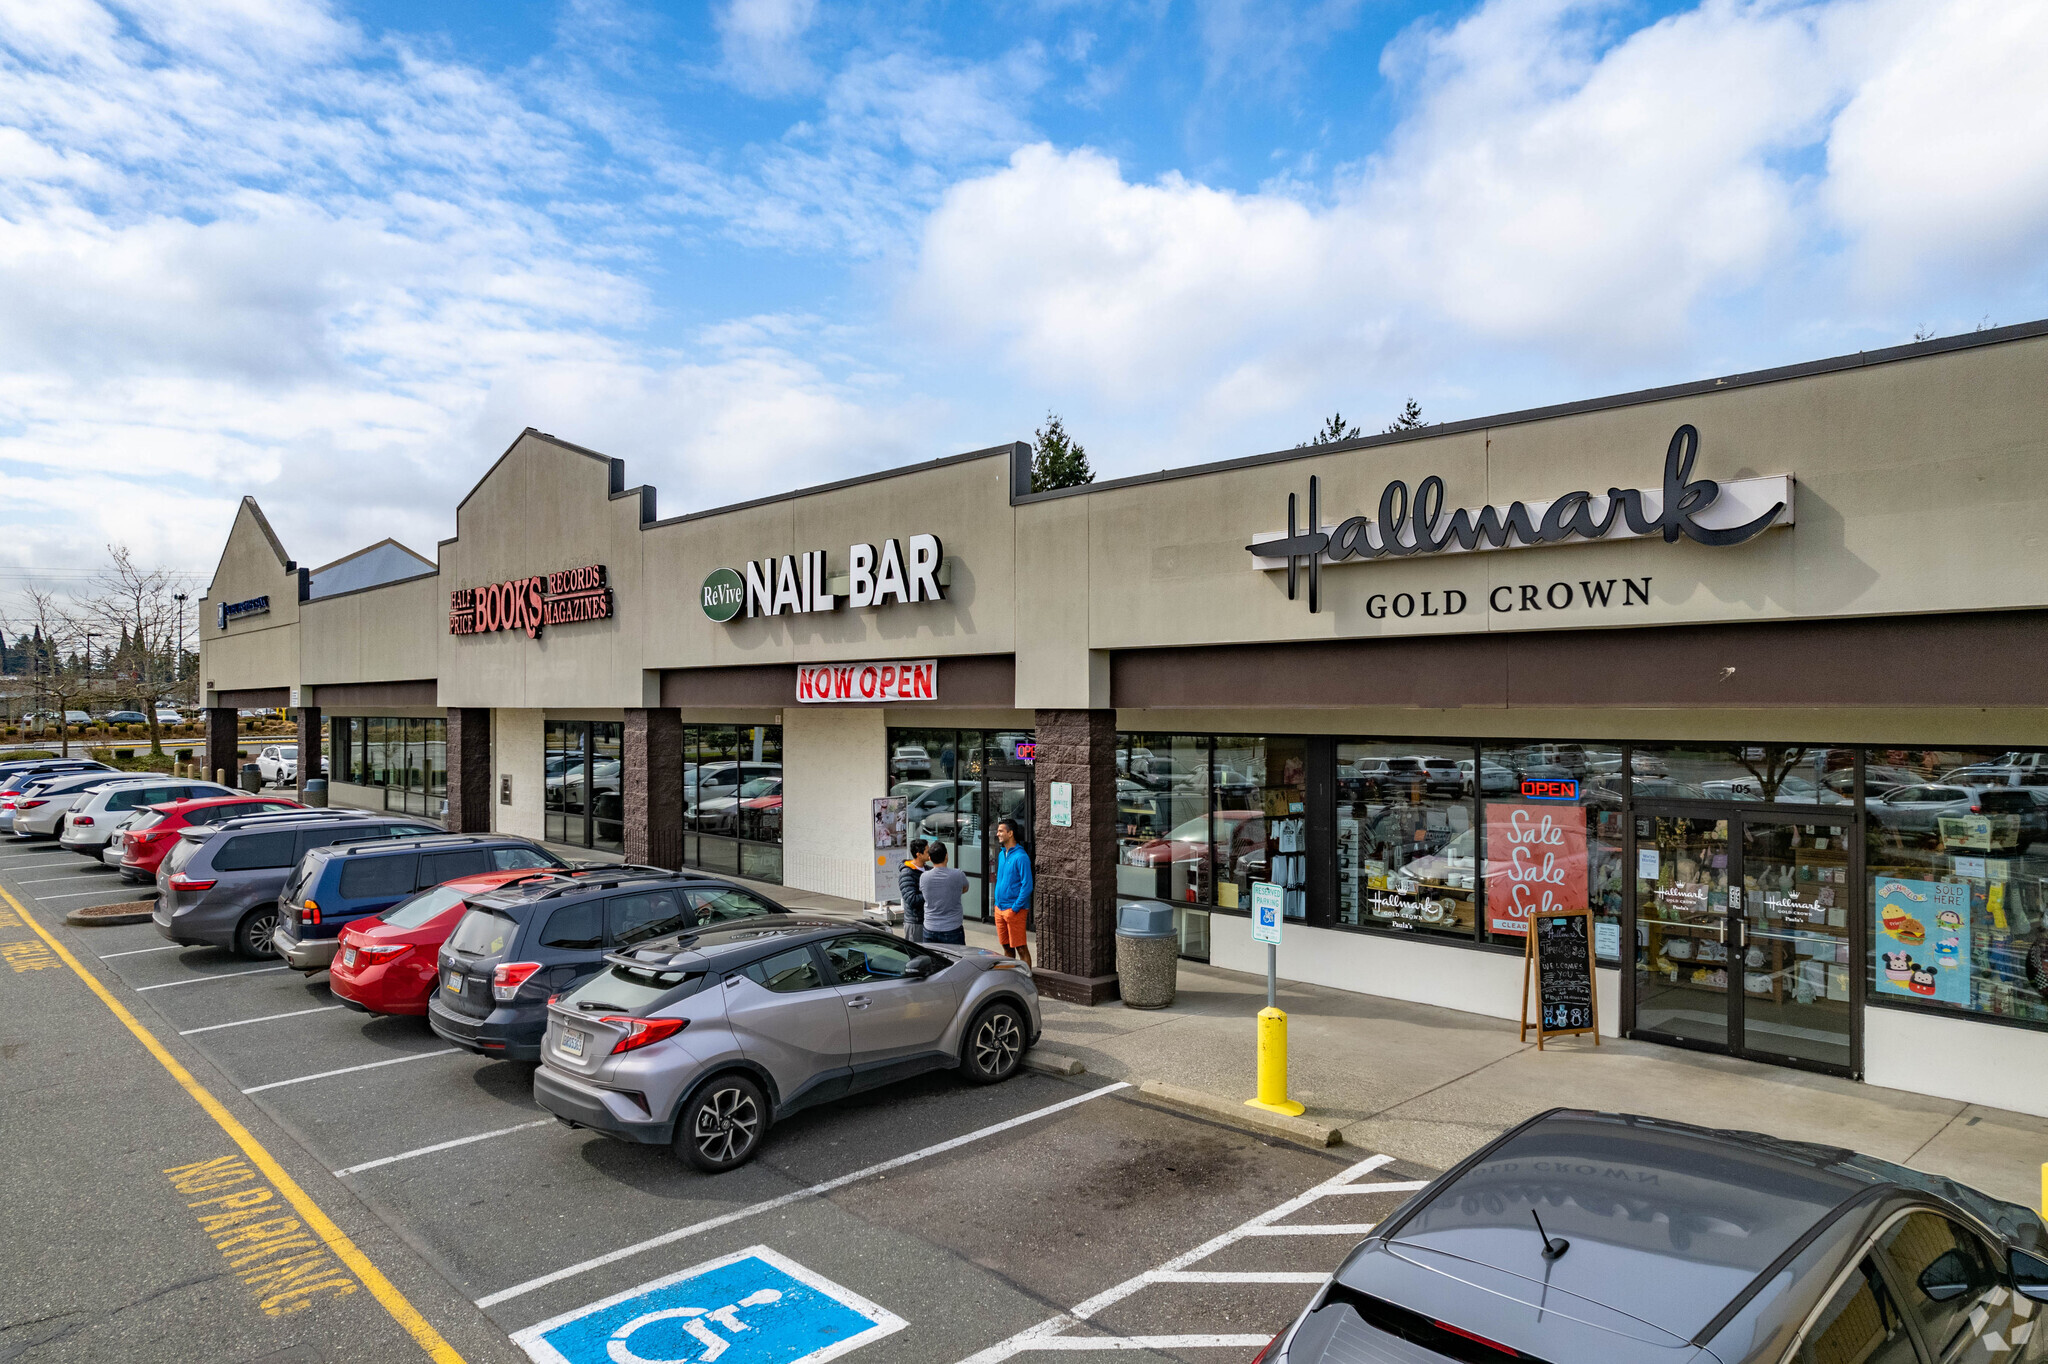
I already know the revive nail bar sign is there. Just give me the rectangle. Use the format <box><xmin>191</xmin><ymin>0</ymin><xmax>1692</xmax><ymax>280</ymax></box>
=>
<box><xmin>1248</xmin><ymin>425</ymin><xmax>1793</xmax><ymax>613</ymax></box>
<box><xmin>704</xmin><ymin>534</ymin><xmax>946</xmax><ymax>623</ymax></box>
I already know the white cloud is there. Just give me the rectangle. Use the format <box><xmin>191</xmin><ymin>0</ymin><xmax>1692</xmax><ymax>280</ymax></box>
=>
<box><xmin>714</xmin><ymin>0</ymin><xmax>818</xmax><ymax>96</ymax></box>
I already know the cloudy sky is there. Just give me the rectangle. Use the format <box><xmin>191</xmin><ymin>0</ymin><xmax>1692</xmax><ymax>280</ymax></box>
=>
<box><xmin>2</xmin><ymin>0</ymin><xmax>2043</xmax><ymax>586</ymax></box>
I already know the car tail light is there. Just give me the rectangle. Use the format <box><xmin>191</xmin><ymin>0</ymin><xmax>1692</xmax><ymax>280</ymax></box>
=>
<box><xmin>19</xmin><ymin>799</ymin><xmax>46</xmax><ymax>809</ymax></box>
<box><xmin>72</xmin><ymin>815</ymin><xmax>93</xmax><ymax>826</ymax></box>
<box><xmin>354</xmin><ymin>943</ymin><xmax>410</xmax><ymax>963</ymax></box>
<box><xmin>1970</xmin><ymin>804</ymin><xmax>1981</xmax><ymax>814</ymax></box>
<box><xmin>492</xmin><ymin>961</ymin><xmax>543</xmax><ymax>1001</ymax></box>
<box><xmin>168</xmin><ymin>874</ymin><xmax>216</xmax><ymax>892</ymax></box>
<box><xmin>1251</xmin><ymin>1333</ymin><xmax>1282</xmax><ymax>1363</ymax></box>
<box><xmin>1433</xmin><ymin>1319</ymin><xmax>1518</xmax><ymax>1355</ymax></box>
<box><xmin>302</xmin><ymin>900</ymin><xmax>321</xmax><ymax>925</ymax></box>
<box><xmin>603</xmin><ymin>1016</ymin><xmax>687</xmax><ymax>1053</ymax></box>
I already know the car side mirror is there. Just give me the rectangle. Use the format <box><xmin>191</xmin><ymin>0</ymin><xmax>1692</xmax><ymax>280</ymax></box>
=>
<box><xmin>2013</xmin><ymin>1249</ymin><xmax>2048</xmax><ymax>1303</ymax></box>
<box><xmin>902</xmin><ymin>955</ymin><xmax>940</xmax><ymax>979</ymax></box>
<box><xmin>1917</xmin><ymin>1250</ymin><xmax>1976</xmax><ymax>1302</ymax></box>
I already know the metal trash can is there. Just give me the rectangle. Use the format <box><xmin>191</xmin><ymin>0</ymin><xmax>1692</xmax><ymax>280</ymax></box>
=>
<box><xmin>1115</xmin><ymin>902</ymin><xmax>1179</xmax><ymax>1009</ymax></box>
<box><xmin>302</xmin><ymin>778</ymin><xmax>329</xmax><ymax>808</ymax></box>
<box><xmin>240</xmin><ymin>761</ymin><xmax>263</xmax><ymax>793</ymax></box>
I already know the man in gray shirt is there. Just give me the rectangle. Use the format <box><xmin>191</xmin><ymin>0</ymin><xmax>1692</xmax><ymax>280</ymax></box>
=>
<box><xmin>918</xmin><ymin>843</ymin><xmax>968</xmax><ymax>945</ymax></box>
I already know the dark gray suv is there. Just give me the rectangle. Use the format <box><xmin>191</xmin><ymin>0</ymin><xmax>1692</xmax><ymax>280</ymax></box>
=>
<box><xmin>155</xmin><ymin>810</ymin><xmax>440</xmax><ymax>957</ymax></box>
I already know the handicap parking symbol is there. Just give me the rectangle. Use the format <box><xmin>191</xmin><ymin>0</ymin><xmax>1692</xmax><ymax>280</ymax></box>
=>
<box><xmin>513</xmin><ymin>1246</ymin><xmax>907</xmax><ymax>1364</ymax></box>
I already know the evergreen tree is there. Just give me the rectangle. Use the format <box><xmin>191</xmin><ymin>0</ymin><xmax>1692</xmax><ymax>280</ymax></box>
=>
<box><xmin>1031</xmin><ymin>413</ymin><xmax>1095</xmax><ymax>492</ymax></box>
<box><xmin>1384</xmin><ymin>398</ymin><xmax>1425</xmax><ymax>433</ymax></box>
<box><xmin>1298</xmin><ymin>412</ymin><xmax>1360</xmax><ymax>448</ymax></box>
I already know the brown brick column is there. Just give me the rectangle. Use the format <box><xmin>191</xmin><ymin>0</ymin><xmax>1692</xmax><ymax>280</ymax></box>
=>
<box><xmin>205</xmin><ymin>707</ymin><xmax>240</xmax><ymax>787</ymax></box>
<box><xmin>444</xmin><ymin>707</ymin><xmax>493</xmax><ymax>832</ymax></box>
<box><xmin>1031</xmin><ymin>708</ymin><xmax>1120</xmax><ymax>1005</ymax></box>
<box><xmin>293</xmin><ymin>706</ymin><xmax>321</xmax><ymax>798</ymax></box>
<box><xmin>625</xmin><ymin>708</ymin><xmax>683</xmax><ymax>869</ymax></box>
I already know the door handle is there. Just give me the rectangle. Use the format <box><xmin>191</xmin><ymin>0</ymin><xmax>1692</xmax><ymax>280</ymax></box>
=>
<box><xmin>846</xmin><ymin>996</ymin><xmax>870</xmax><ymax>1010</ymax></box>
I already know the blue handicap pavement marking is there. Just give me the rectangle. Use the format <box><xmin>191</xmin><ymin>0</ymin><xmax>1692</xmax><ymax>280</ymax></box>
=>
<box><xmin>513</xmin><ymin>1245</ymin><xmax>908</xmax><ymax>1364</ymax></box>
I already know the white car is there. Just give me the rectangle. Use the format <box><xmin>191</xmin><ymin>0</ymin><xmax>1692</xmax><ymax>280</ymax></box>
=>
<box><xmin>255</xmin><ymin>745</ymin><xmax>297</xmax><ymax>784</ymax></box>
<box><xmin>155</xmin><ymin>709</ymin><xmax>184</xmax><ymax>724</ymax></box>
<box><xmin>58</xmin><ymin>778</ymin><xmax>237</xmax><ymax>856</ymax></box>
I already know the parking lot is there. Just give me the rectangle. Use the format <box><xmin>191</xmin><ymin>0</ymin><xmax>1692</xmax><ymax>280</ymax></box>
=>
<box><xmin>0</xmin><ymin>841</ymin><xmax>1437</xmax><ymax>1364</ymax></box>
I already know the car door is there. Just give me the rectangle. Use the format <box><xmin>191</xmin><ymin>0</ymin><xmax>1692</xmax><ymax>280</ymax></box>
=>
<box><xmin>418</xmin><ymin>849</ymin><xmax>491</xmax><ymax>888</ymax></box>
<box><xmin>821</xmin><ymin>933</ymin><xmax>962</xmax><ymax>1072</ymax></box>
<box><xmin>1875</xmin><ymin>1212</ymin><xmax>2016</xmax><ymax>1363</ymax></box>
<box><xmin>605</xmin><ymin>890</ymin><xmax>694</xmax><ymax>948</ymax></box>
<box><xmin>724</xmin><ymin>944</ymin><xmax>850</xmax><ymax>1109</ymax></box>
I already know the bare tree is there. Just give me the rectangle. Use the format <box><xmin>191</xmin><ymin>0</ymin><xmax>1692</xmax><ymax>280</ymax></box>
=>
<box><xmin>85</xmin><ymin>546</ymin><xmax>186</xmax><ymax>757</ymax></box>
<box><xmin>2</xmin><ymin>588</ymin><xmax>96</xmax><ymax>756</ymax></box>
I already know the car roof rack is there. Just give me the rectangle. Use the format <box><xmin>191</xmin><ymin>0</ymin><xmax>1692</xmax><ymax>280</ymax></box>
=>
<box><xmin>337</xmin><ymin>833</ymin><xmax>528</xmax><ymax>855</ymax></box>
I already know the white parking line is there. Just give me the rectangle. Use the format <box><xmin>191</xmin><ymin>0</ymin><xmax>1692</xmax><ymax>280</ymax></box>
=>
<box><xmin>478</xmin><ymin>1079</ymin><xmax>1135</xmax><ymax>1310</ymax></box>
<box><xmin>135</xmin><ymin>966</ymin><xmax>289</xmax><ymax>991</ymax></box>
<box><xmin>956</xmin><ymin>1153</ymin><xmax>1400</xmax><ymax>1363</ymax></box>
<box><xmin>242</xmin><ymin>1048</ymin><xmax>460</xmax><ymax>1094</ymax></box>
<box><xmin>181</xmin><ymin>1004</ymin><xmax>345</xmax><ymax>1035</ymax></box>
<box><xmin>14</xmin><ymin>875</ymin><xmax>113</xmax><ymax>886</ymax></box>
<box><xmin>337</xmin><ymin>1119</ymin><xmax>554</xmax><ymax>1177</ymax></box>
<box><xmin>100</xmin><ymin>944</ymin><xmax>184</xmax><ymax>959</ymax></box>
<box><xmin>31</xmin><ymin>888</ymin><xmax>147</xmax><ymax>901</ymax></box>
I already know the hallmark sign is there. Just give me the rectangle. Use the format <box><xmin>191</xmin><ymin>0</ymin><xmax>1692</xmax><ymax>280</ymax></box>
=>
<box><xmin>1249</xmin><ymin>425</ymin><xmax>1792</xmax><ymax>612</ymax></box>
<box><xmin>449</xmin><ymin>565</ymin><xmax>613</xmax><ymax>638</ymax></box>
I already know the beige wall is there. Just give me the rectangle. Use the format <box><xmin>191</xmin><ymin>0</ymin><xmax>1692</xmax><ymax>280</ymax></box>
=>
<box><xmin>492</xmin><ymin>708</ymin><xmax>545</xmax><ymax>841</ymax></box>
<box><xmin>199</xmin><ymin>499</ymin><xmax>303</xmax><ymax>699</ymax></box>
<box><xmin>779</xmin><ymin>705</ymin><xmax>888</xmax><ymax>901</ymax></box>
<box><xmin>300</xmin><ymin>574</ymin><xmax>440</xmax><ymax>686</ymax></box>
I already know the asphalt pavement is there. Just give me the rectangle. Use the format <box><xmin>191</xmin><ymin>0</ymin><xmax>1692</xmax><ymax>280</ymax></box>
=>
<box><xmin>0</xmin><ymin>838</ymin><xmax>1438</xmax><ymax>1364</ymax></box>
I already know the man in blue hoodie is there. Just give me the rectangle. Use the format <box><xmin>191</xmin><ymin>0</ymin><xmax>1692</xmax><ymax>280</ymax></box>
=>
<box><xmin>992</xmin><ymin>817</ymin><xmax>1033</xmax><ymax>967</ymax></box>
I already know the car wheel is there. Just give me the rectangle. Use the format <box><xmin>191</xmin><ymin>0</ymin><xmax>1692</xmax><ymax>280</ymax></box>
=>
<box><xmin>676</xmin><ymin>1074</ymin><xmax>768</xmax><ymax>1173</ymax></box>
<box><xmin>961</xmin><ymin>1002</ymin><xmax>1025</xmax><ymax>1085</ymax></box>
<box><xmin>234</xmin><ymin>905</ymin><xmax>281</xmax><ymax>960</ymax></box>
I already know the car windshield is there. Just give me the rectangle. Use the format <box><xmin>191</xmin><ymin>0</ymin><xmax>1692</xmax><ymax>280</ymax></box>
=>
<box><xmin>566</xmin><ymin>961</ymin><xmax>700</xmax><ymax>1015</ymax></box>
<box><xmin>165</xmin><ymin>836</ymin><xmax>206</xmax><ymax>876</ymax></box>
<box><xmin>1164</xmin><ymin>813</ymin><xmax>1255</xmax><ymax>842</ymax></box>
<box><xmin>382</xmin><ymin>884</ymin><xmax>471</xmax><ymax>929</ymax></box>
<box><xmin>448</xmin><ymin>908</ymin><xmax>519</xmax><ymax>958</ymax></box>
<box><xmin>738</xmin><ymin>778</ymin><xmax>779</xmax><ymax>797</ymax></box>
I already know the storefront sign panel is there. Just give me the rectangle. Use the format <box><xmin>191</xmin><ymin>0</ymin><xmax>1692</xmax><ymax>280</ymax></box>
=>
<box><xmin>1249</xmin><ymin>424</ymin><xmax>1793</xmax><ymax>613</ymax></box>
<box><xmin>705</xmin><ymin>535</ymin><xmax>947</xmax><ymax>622</ymax></box>
<box><xmin>449</xmin><ymin>564</ymin><xmax>612</xmax><ymax>639</ymax></box>
<box><xmin>796</xmin><ymin>659</ymin><xmax>936</xmax><ymax>704</ymax></box>
<box><xmin>217</xmin><ymin>595</ymin><xmax>270</xmax><ymax>629</ymax></box>
<box><xmin>1874</xmin><ymin>878</ymin><xmax>1971</xmax><ymax>1005</ymax></box>
<box><xmin>1484</xmin><ymin>802</ymin><xmax>1589</xmax><ymax>936</ymax></box>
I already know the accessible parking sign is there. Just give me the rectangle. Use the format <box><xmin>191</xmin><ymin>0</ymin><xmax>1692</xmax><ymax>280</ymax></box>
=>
<box><xmin>513</xmin><ymin>1246</ymin><xmax>906</xmax><ymax>1364</ymax></box>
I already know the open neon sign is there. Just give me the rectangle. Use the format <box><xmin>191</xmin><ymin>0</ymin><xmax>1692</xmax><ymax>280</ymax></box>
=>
<box><xmin>1520</xmin><ymin>778</ymin><xmax>1579</xmax><ymax>802</ymax></box>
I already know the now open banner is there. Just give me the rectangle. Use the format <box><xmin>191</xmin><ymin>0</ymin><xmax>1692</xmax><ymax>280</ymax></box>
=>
<box><xmin>796</xmin><ymin>659</ymin><xmax>937</xmax><ymax>703</ymax></box>
<box><xmin>1483</xmin><ymin>802</ymin><xmax>1588</xmax><ymax>935</ymax></box>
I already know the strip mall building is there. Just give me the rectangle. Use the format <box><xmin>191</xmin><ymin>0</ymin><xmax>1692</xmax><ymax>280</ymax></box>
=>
<box><xmin>199</xmin><ymin>324</ymin><xmax>2048</xmax><ymax>1116</ymax></box>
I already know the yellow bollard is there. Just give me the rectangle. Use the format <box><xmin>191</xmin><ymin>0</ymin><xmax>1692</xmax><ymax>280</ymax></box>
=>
<box><xmin>1246</xmin><ymin>1006</ymin><xmax>1305</xmax><ymax>1117</ymax></box>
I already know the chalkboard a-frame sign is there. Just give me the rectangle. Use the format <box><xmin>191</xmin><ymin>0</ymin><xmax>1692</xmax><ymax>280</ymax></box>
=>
<box><xmin>1519</xmin><ymin>909</ymin><xmax>1601</xmax><ymax>1049</ymax></box>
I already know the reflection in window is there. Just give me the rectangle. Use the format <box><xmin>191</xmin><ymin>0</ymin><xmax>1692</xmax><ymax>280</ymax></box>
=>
<box><xmin>885</xmin><ymin>728</ymin><xmax>1037</xmax><ymax>923</ymax></box>
<box><xmin>680</xmin><ymin>724</ymin><xmax>783</xmax><ymax>884</ymax></box>
<box><xmin>1215</xmin><ymin>736</ymin><xmax>1305</xmax><ymax>916</ymax></box>
<box><xmin>331</xmin><ymin>715</ymin><xmax>447</xmax><ymax>818</ymax></box>
<box><xmin>1337</xmin><ymin>741</ymin><xmax>1475</xmax><ymax>940</ymax></box>
<box><xmin>1630</xmin><ymin>744</ymin><xmax>1853</xmax><ymax>805</ymax></box>
<box><xmin>1115</xmin><ymin>735</ymin><xmax>1214</xmax><ymax>905</ymax></box>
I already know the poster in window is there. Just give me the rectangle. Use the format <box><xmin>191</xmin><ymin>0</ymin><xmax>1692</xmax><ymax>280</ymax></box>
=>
<box><xmin>1873</xmin><ymin>878</ymin><xmax>1971</xmax><ymax>1006</ymax></box>
<box><xmin>1484</xmin><ymin>803</ymin><xmax>1588</xmax><ymax>936</ymax></box>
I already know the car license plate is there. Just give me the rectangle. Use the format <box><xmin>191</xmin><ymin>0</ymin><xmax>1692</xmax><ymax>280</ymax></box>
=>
<box><xmin>559</xmin><ymin>1029</ymin><xmax>585</xmax><ymax>1058</ymax></box>
<box><xmin>341</xmin><ymin>948</ymin><xmax>357</xmax><ymax>968</ymax></box>
<box><xmin>445</xmin><ymin>971</ymin><xmax>463</xmax><ymax>993</ymax></box>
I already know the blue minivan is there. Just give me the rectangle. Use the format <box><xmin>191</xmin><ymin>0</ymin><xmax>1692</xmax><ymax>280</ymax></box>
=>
<box><xmin>273</xmin><ymin>833</ymin><xmax>568</xmax><ymax>973</ymax></box>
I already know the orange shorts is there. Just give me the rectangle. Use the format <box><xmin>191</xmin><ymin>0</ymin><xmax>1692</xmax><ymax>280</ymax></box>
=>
<box><xmin>993</xmin><ymin>907</ymin><xmax>1029</xmax><ymax>948</ymax></box>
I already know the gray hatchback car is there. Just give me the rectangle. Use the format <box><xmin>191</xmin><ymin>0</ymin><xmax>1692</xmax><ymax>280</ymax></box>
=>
<box><xmin>534</xmin><ymin>919</ymin><xmax>1041</xmax><ymax>1171</ymax></box>
<box><xmin>155</xmin><ymin>810</ymin><xmax>441</xmax><ymax>957</ymax></box>
<box><xmin>1263</xmin><ymin>1107</ymin><xmax>2048</xmax><ymax>1364</ymax></box>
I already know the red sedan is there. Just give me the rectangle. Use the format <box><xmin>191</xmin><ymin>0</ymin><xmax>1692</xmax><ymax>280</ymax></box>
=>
<box><xmin>117</xmin><ymin>794</ymin><xmax>306</xmax><ymax>882</ymax></box>
<box><xmin>332</xmin><ymin>868</ymin><xmax>557</xmax><ymax>1016</ymax></box>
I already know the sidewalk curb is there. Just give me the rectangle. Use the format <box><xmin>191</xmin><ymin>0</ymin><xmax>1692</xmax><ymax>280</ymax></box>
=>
<box><xmin>1023</xmin><ymin>1049</ymin><xmax>1085</xmax><ymax>1077</ymax></box>
<box><xmin>66</xmin><ymin>906</ymin><xmax>155</xmax><ymax>927</ymax></box>
<box><xmin>1137</xmin><ymin>1080</ymin><xmax>1343</xmax><ymax>1149</ymax></box>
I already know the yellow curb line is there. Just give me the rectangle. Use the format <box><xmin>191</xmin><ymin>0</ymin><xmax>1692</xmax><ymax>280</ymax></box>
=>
<box><xmin>1</xmin><ymin>885</ymin><xmax>467</xmax><ymax>1363</ymax></box>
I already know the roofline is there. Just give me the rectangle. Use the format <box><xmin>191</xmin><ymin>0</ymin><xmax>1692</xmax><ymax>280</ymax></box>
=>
<box><xmin>453</xmin><ymin>428</ymin><xmax>659</xmax><ymax>524</ymax></box>
<box><xmin>306</xmin><ymin>536</ymin><xmax>436</xmax><ymax>578</ymax></box>
<box><xmin>645</xmin><ymin>442</ymin><xmax>1029</xmax><ymax>529</ymax></box>
<box><xmin>1012</xmin><ymin>315</ymin><xmax>2048</xmax><ymax>504</ymax></box>
<box><xmin>301</xmin><ymin>568</ymin><xmax>439</xmax><ymax>605</ymax></box>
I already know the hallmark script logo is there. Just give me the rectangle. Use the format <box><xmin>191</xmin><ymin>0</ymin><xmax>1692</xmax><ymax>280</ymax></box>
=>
<box><xmin>449</xmin><ymin>564</ymin><xmax>613</xmax><ymax>638</ymax></box>
<box><xmin>1248</xmin><ymin>425</ymin><xmax>1792</xmax><ymax>612</ymax></box>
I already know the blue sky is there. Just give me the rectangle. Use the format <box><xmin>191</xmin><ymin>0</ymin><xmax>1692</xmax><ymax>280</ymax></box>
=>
<box><xmin>1</xmin><ymin>0</ymin><xmax>2044</xmax><ymax>583</ymax></box>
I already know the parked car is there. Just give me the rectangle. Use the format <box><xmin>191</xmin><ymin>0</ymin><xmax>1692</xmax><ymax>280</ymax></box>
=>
<box><xmin>534</xmin><ymin>919</ymin><xmax>1041</xmax><ymax>1172</ymax></box>
<box><xmin>1456</xmin><ymin>759</ymin><xmax>1517</xmax><ymax>796</ymax></box>
<box><xmin>0</xmin><ymin>761</ymin><xmax>112</xmax><ymax>832</ymax></box>
<box><xmin>1121</xmin><ymin>811</ymin><xmax>1265</xmax><ymax>876</ymax></box>
<box><xmin>58</xmin><ymin>778</ymin><xmax>238</xmax><ymax>857</ymax></box>
<box><xmin>891</xmin><ymin>744</ymin><xmax>931</xmax><ymax>776</ymax></box>
<box><xmin>686</xmin><ymin>761</ymin><xmax>781</xmax><ymax>806</ymax></box>
<box><xmin>155</xmin><ymin>709</ymin><xmax>184</xmax><ymax>724</ymax></box>
<box><xmin>254</xmin><ymin>745</ymin><xmax>297</xmax><ymax>784</ymax></box>
<box><xmin>272</xmin><ymin>833</ymin><xmax>567</xmax><ymax>973</ymax></box>
<box><xmin>688</xmin><ymin>775</ymin><xmax>783</xmax><ymax>835</ymax></box>
<box><xmin>916</xmin><ymin>781</ymin><xmax>1028</xmax><ymax>846</ymax></box>
<box><xmin>103</xmin><ymin>711</ymin><xmax>150</xmax><ymax>725</ymax></box>
<box><xmin>1869</xmin><ymin>783</ymin><xmax>2001</xmax><ymax>839</ymax></box>
<box><xmin>1258</xmin><ymin>1107</ymin><xmax>2048</xmax><ymax>1364</ymax></box>
<box><xmin>331</xmin><ymin>867</ymin><xmax>594</xmax><ymax>1016</ymax></box>
<box><xmin>10</xmin><ymin>771</ymin><xmax>161</xmax><ymax>840</ymax></box>
<box><xmin>154</xmin><ymin>810</ymin><xmax>441</xmax><ymax>957</ymax></box>
<box><xmin>428</xmin><ymin>870</ymin><xmax>790</xmax><ymax>1061</ymax></box>
<box><xmin>112</xmin><ymin>794</ymin><xmax>307</xmax><ymax>881</ymax></box>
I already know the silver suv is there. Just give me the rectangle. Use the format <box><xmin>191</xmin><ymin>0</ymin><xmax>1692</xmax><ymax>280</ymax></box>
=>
<box><xmin>534</xmin><ymin>919</ymin><xmax>1040</xmax><ymax>1171</ymax></box>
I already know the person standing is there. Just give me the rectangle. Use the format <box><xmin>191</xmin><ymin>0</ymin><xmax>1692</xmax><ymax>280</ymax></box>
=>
<box><xmin>898</xmin><ymin>839</ymin><xmax>930</xmax><ymax>943</ymax></box>
<box><xmin>992</xmin><ymin>816</ymin><xmax>1034</xmax><ymax>967</ymax></box>
<box><xmin>919</xmin><ymin>844</ymin><xmax>968</xmax><ymax>945</ymax></box>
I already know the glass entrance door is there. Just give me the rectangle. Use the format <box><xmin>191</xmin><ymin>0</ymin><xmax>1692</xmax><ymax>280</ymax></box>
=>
<box><xmin>1633</xmin><ymin>808</ymin><xmax>1855</xmax><ymax>1073</ymax></box>
<box><xmin>1634</xmin><ymin>815</ymin><xmax>1734</xmax><ymax>1049</ymax></box>
<box><xmin>1737</xmin><ymin>818</ymin><xmax>1852</xmax><ymax>1070</ymax></box>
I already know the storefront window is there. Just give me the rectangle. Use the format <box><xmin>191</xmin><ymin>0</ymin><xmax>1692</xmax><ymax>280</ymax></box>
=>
<box><xmin>1866</xmin><ymin>747</ymin><xmax>2048</xmax><ymax>1029</ymax></box>
<box><xmin>681</xmin><ymin>724</ymin><xmax>782</xmax><ymax>882</ymax></box>
<box><xmin>1479</xmin><ymin>743</ymin><xmax>1626</xmax><ymax>958</ymax></box>
<box><xmin>1114</xmin><ymin>735</ymin><xmax>1214</xmax><ymax>905</ymax></box>
<box><xmin>331</xmin><ymin>716</ymin><xmax>447</xmax><ymax>817</ymax></box>
<box><xmin>1216</xmin><ymin>736</ymin><xmax>1306</xmax><ymax>917</ymax></box>
<box><xmin>1337</xmin><ymin>740</ymin><xmax>1476</xmax><ymax>939</ymax></box>
<box><xmin>1631</xmin><ymin>744</ymin><xmax>1854</xmax><ymax>805</ymax></box>
<box><xmin>885</xmin><ymin>728</ymin><xmax>1036</xmax><ymax>922</ymax></box>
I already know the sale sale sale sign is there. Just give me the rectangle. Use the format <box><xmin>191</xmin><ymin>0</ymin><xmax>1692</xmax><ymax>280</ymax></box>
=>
<box><xmin>1483</xmin><ymin>803</ymin><xmax>1588</xmax><ymax>936</ymax></box>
